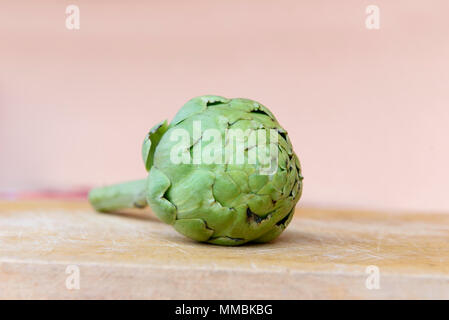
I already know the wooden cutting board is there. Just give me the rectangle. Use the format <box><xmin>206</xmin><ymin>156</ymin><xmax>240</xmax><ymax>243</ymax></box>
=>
<box><xmin>0</xmin><ymin>200</ymin><xmax>448</xmax><ymax>299</ymax></box>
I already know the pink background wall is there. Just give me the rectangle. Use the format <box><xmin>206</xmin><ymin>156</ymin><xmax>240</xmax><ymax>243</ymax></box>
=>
<box><xmin>1</xmin><ymin>1</ymin><xmax>448</xmax><ymax>212</ymax></box>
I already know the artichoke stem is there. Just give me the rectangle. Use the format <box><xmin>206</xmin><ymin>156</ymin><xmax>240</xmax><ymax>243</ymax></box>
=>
<box><xmin>88</xmin><ymin>179</ymin><xmax>147</xmax><ymax>213</ymax></box>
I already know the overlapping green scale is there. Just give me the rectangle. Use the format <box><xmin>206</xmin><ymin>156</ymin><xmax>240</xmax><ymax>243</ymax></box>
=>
<box><xmin>144</xmin><ymin>95</ymin><xmax>303</xmax><ymax>245</ymax></box>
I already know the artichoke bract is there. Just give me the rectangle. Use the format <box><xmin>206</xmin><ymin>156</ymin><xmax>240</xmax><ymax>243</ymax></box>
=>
<box><xmin>89</xmin><ymin>95</ymin><xmax>303</xmax><ymax>245</ymax></box>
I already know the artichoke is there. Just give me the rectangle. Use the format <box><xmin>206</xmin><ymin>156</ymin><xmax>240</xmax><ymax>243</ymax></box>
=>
<box><xmin>89</xmin><ymin>95</ymin><xmax>303</xmax><ymax>245</ymax></box>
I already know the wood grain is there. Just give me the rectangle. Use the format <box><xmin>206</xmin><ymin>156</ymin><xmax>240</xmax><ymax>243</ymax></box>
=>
<box><xmin>0</xmin><ymin>200</ymin><xmax>448</xmax><ymax>299</ymax></box>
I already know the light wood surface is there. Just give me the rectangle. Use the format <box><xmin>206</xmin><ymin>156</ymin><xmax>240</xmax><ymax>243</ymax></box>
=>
<box><xmin>0</xmin><ymin>200</ymin><xmax>448</xmax><ymax>299</ymax></box>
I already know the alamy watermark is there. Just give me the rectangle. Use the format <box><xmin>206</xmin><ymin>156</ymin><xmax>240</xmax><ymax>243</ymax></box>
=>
<box><xmin>65</xmin><ymin>5</ymin><xmax>80</xmax><ymax>30</ymax></box>
<box><xmin>65</xmin><ymin>265</ymin><xmax>80</xmax><ymax>290</ymax></box>
<box><xmin>365</xmin><ymin>265</ymin><xmax>380</xmax><ymax>290</ymax></box>
<box><xmin>169</xmin><ymin>121</ymin><xmax>279</xmax><ymax>175</ymax></box>
<box><xmin>365</xmin><ymin>5</ymin><xmax>380</xmax><ymax>30</ymax></box>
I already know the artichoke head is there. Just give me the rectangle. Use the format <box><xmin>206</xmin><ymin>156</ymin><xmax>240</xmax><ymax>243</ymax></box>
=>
<box><xmin>142</xmin><ymin>95</ymin><xmax>303</xmax><ymax>245</ymax></box>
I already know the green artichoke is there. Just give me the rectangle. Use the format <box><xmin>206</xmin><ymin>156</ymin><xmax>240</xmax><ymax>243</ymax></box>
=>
<box><xmin>89</xmin><ymin>95</ymin><xmax>303</xmax><ymax>245</ymax></box>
